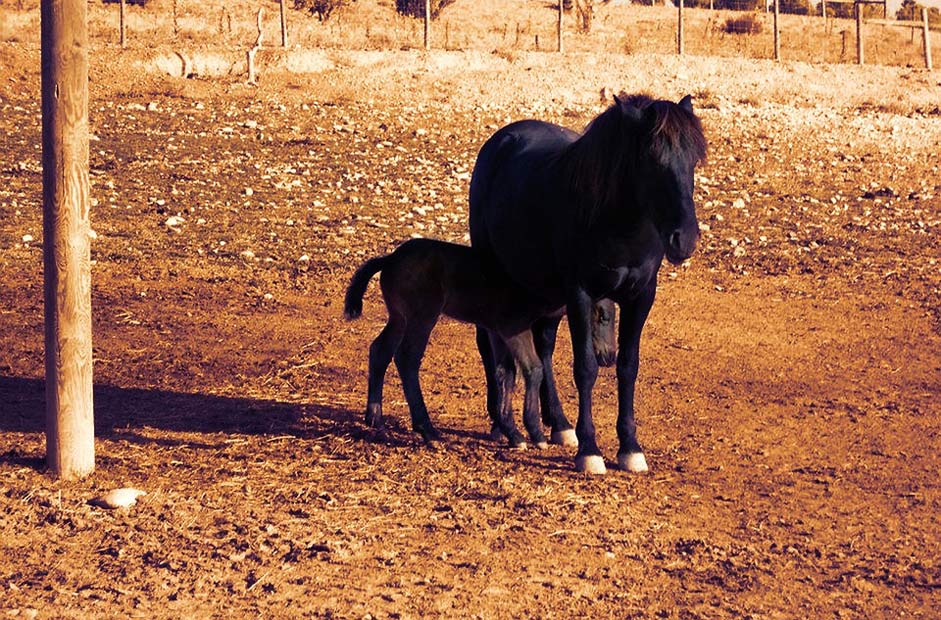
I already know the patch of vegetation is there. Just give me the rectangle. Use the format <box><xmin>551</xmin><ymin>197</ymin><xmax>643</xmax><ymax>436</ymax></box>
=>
<box><xmin>395</xmin><ymin>0</ymin><xmax>455</xmax><ymax>20</ymax></box>
<box><xmin>722</xmin><ymin>13</ymin><xmax>763</xmax><ymax>34</ymax></box>
<box><xmin>292</xmin><ymin>0</ymin><xmax>356</xmax><ymax>22</ymax></box>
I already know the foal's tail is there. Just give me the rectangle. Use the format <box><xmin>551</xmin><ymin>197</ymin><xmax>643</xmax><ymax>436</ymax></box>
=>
<box><xmin>343</xmin><ymin>254</ymin><xmax>390</xmax><ymax>320</ymax></box>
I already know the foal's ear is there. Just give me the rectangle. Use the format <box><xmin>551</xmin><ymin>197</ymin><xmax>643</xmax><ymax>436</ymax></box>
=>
<box><xmin>678</xmin><ymin>95</ymin><xmax>694</xmax><ymax>113</ymax></box>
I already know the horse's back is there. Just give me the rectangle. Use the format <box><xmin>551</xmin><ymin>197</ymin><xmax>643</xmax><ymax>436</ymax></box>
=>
<box><xmin>469</xmin><ymin>120</ymin><xmax>578</xmax><ymax>299</ymax></box>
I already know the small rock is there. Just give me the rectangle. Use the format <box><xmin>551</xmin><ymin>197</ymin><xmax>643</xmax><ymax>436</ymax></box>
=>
<box><xmin>21</xmin><ymin>234</ymin><xmax>34</xmax><ymax>243</ymax></box>
<box><xmin>90</xmin><ymin>488</ymin><xmax>146</xmax><ymax>510</ymax></box>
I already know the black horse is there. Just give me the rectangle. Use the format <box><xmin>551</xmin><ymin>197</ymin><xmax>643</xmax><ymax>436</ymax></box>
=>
<box><xmin>469</xmin><ymin>93</ymin><xmax>707</xmax><ymax>474</ymax></box>
<box><xmin>345</xmin><ymin>238</ymin><xmax>569</xmax><ymax>449</ymax></box>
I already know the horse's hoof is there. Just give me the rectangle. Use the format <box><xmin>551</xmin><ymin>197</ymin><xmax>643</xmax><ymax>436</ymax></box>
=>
<box><xmin>534</xmin><ymin>441</ymin><xmax>549</xmax><ymax>450</ymax></box>
<box><xmin>509</xmin><ymin>441</ymin><xmax>528</xmax><ymax>451</ymax></box>
<box><xmin>618</xmin><ymin>452</ymin><xmax>649</xmax><ymax>473</ymax></box>
<box><xmin>575</xmin><ymin>454</ymin><xmax>606</xmax><ymax>475</ymax></box>
<box><xmin>550</xmin><ymin>429</ymin><xmax>578</xmax><ymax>447</ymax></box>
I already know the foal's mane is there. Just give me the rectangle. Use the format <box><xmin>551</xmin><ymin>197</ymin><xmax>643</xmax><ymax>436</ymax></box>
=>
<box><xmin>560</xmin><ymin>93</ymin><xmax>707</xmax><ymax>227</ymax></box>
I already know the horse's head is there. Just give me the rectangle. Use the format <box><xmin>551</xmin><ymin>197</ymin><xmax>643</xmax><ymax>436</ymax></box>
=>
<box><xmin>618</xmin><ymin>94</ymin><xmax>706</xmax><ymax>264</ymax></box>
<box><xmin>568</xmin><ymin>94</ymin><xmax>707</xmax><ymax>266</ymax></box>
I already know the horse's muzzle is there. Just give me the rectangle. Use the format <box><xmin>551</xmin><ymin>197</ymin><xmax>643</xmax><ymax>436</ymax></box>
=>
<box><xmin>665</xmin><ymin>226</ymin><xmax>699</xmax><ymax>265</ymax></box>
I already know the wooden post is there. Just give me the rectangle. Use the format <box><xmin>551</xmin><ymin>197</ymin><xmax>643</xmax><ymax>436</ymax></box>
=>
<box><xmin>119</xmin><ymin>0</ymin><xmax>126</xmax><ymax>48</ymax></box>
<box><xmin>424</xmin><ymin>0</ymin><xmax>430</xmax><ymax>50</ymax></box>
<box><xmin>923</xmin><ymin>8</ymin><xmax>933</xmax><ymax>70</ymax></box>
<box><xmin>247</xmin><ymin>8</ymin><xmax>263</xmax><ymax>84</ymax></box>
<box><xmin>773</xmin><ymin>0</ymin><xmax>780</xmax><ymax>60</ymax></box>
<box><xmin>677</xmin><ymin>0</ymin><xmax>684</xmax><ymax>55</ymax></box>
<box><xmin>41</xmin><ymin>0</ymin><xmax>95</xmax><ymax>480</ymax></box>
<box><xmin>856</xmin><ymin>2</ymin><xmax>864</xmax><ymax>64</ymax></box>
<box><xmin>279</xmin><ymin>0</ymin><xmax>287</xmax><ymax>47</ymax></box>
<box><xmin>557</xmin><ymin>0</ymin><xmax>564</xmax><ymax>53</ymax></box>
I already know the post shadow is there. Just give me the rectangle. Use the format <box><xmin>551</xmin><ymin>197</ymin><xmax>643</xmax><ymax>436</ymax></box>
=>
<box><xmin>0</xmin><ymin>374</ymin><xmax>416</xmax><ymax>457</ymax></box>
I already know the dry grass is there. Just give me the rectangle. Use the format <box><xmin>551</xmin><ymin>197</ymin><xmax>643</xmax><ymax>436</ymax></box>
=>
<box><xmin>2</xmin><ymin>0</ymin><xmax>938</xmax><ymax>68</ymax></box>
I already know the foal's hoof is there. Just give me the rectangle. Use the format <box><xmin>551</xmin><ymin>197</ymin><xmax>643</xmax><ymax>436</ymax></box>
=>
<box><xmin>417</xmin><ymin>426</ymin><xmax>443</xmax><ymax>447</ymax></box>
<box><xmin>488</xmin><ymin>426</ymin><xmax>506</xmax><ymax>442</ymax></box>
<box><xmin>550</xmin><ymin>429</ymin><xmax>578</xmax><ymax>448</ymax></box>
<box><xmin>618</xmin><ymin>452</ymin><xmax>649</xmax><ymax>473</ymax></box>
<box><xmin>534</xmin><ymin>441</ymin><xmax>549</xmax><ymax>450</ymax></box>
<box><xmin>575</xmin><ymin>454</ymin><xmax>607</xmax><ymax>475</ymax></box>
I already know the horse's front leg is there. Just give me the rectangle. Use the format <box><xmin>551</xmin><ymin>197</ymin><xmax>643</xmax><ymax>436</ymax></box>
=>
<box><xmin>615</xmin><ymin>282</ymin><xmax>657</xmax><ymax>473</ymax></box>
<box><xmin>568</xmin><ymin>287</ymin><xmax>605</xmax><ymax>474</ymax></box>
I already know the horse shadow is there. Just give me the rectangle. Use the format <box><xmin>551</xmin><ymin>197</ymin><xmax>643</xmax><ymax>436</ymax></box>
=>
<box><xmin>0</xmin><ymin>374</ymin><xmax>428</xmax><ymax>469</ymax></box>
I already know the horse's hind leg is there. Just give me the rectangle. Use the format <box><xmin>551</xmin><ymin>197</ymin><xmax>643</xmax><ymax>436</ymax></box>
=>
<box><xmin>366</xmin><ymin>314</ymin><xmax>406</xmax><ymax>429</ymax></box>
<box><xmin>484</xmin><ymin>331</ymin><xmax>527</xmax><ymax>449</ymax></box>
<box><xmin>394</xmin><ymin>317</ymin><xmax>441</xmax><ymax>445</ymax></box>
<box><xmin>503</xmin><ymin>331</ymin><xmax>547</xmax><ymax>449</ymax></box>
<box><xmin>531</xmin><ymin>316</ymin><xmax>578</xmax><ymax>447</ymax></box>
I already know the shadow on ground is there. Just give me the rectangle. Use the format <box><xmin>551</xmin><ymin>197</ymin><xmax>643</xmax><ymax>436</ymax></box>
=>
<box><xmin>0</xmin><ymin>374</ymin><xmax>370</xmax><ymax>439</ymax></box>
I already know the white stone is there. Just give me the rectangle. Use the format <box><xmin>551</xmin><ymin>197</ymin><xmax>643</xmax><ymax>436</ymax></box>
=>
<box><xmin>92</xmin><ymin>487</ymin><xmax>146</xmax><ymax>509</ymax></box>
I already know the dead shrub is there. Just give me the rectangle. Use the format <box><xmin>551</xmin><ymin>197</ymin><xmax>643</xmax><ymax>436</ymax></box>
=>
<box><xmin>722</xmin><ymin>13</ymin><xmax>763</xmax><ymax>35</ymax></box>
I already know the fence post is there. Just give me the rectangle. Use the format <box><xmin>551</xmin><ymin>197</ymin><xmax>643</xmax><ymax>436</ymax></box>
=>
<box><xmin>923</xmin><ymin>8</ymin><xmax>933</xmax><ymax>70</ymax></box>
<box><xmin>41</xmin><ymin>0</ymin><xmax>96</xmax><ymax>480</ymax></box>
<box><xmin>279</xmin><ymin>0</ymin><xmax>287</xmax><ymax>47</ymax></box>
<box><xmin>119</xmin><ymin>0</ymin><xmax>126</xmax><ymax>48</ymax></box>
<box><xmin>677</xmin><ymin>0</ymin><xmax>684</xmax><ymax>55</ymax></box>
<box><xmin>247</xmin><ymin>8</ymin><xmax>263</xmax><ymax>83</ymax></box>
<box><xmin>856</xmin><ymin>2</ymin><xmax>864</xmax><ymax>64</ymax></box>
<box><xmin>773</xmin><ymin>0</ymin><xmax>780</xmax><ymax>60</ymax></box>
<box><xmin>424</xmin><ymin>0</ymin><xmax>430</xmax><ymax>50</ymax></box>
<box><xmin>558</xmin><ymin>0</ymin><xmax>564</xmax><ymax>53</ymax></box>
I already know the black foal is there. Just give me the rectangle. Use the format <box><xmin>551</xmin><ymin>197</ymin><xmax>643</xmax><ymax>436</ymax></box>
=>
<box><xmin>344</xmin><ymin>238</ymin><xmax>557</xmax><ymax>448</ymax></box>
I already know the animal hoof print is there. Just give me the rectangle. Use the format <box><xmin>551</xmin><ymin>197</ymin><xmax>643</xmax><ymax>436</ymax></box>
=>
<box><xmin>618</xmin><ymin>452</ymin><xmax>649</xmax><ymax>473</ymax></box>
<box><xmin>575</xmin><ymin>454</ymin><xmax>606</xmax><ymax>475</ymax></box>
<box><xmin>550</xmin><ymin>429</ymin><xmax>578</xmax><ymax>448</ymax></box>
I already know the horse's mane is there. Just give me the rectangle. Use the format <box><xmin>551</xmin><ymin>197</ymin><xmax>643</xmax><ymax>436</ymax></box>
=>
<box><xmin>559</xmin><ymin>93</ymin><xmax>707</xmax><ymax>227</ymax></box>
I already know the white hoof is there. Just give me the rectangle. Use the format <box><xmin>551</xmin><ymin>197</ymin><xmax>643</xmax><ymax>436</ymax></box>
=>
<box><xmin>534</xmin><ymin>441</ymin><xmax>549</xmax><ymax>451</ymax></box>
<box><xmin>510</xmin><ymin>441</ymin><xmax>528</xmax><ymax>451</ymax></box>
<box><xmin>550</xmin><ymin>429</ymin><xmax>578</xmax><ymax>447</ymax></box>
<box><xmin>618</xmin><ymin>452</ymin><xmax>649</xmax><ymax>473</ymax></box>
<box><xmin>575</xmin><ymin>454</ymin><xmax>606</xmax><ymax>475</ymax></box>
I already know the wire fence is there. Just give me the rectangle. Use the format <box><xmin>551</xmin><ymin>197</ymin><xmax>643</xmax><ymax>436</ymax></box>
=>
<box><xmin>1</xmin><ymin>0</ymin><xmax>937</xmax><ymax>69</ymax></box>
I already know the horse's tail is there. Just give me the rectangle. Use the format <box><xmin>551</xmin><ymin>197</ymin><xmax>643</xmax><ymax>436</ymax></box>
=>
<box><xmin>343</xmin><ymin>254</ymin><xmax>389</xmax><ymax>320</ymax></box>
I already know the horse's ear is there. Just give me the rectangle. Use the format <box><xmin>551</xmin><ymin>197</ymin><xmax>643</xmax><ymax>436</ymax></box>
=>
<box><xmin>678</xmin><ymin>95</ymin><xmax>694</xmax><ymax>113</ymax></box>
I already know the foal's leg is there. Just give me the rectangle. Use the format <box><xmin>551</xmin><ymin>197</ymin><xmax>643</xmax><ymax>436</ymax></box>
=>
<box><xmin>365</xmin><ymin>314</ymin><xmax>406</xmax><ymax>429</ymax></box>
<box><xmin>486</xmin><ymin>334</ymin><xmax>528</xmax><ymax>449</ymax></box>
<box><xmin>531</xmin><ymin>316</ymin><xmax>578</xmax><ymax>447</ymax></box>
<box><xmin>394</xmin><ymin>316</ymin><xmax>442</xmax><ymax>444</ymax></box>
<box><xmin>478</xmin><ymin>327</ymin><xmax>526</xmax><ymax>447</ymax></box>
<box><xmin>614</xmin><ymin>284</ymin><xmax>656</xmax><ymax>474</ymax></box>
<box><xmin>502</xmin><ymin>331</ymin><xmax>548</xmax><ymax>450</ymax></box>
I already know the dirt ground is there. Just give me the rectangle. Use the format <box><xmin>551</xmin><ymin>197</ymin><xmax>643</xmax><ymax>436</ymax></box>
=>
<box><xmin>1</xmin><ymin>37</ymin><xmax>940</xmax><ymax>619</ymax></box>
